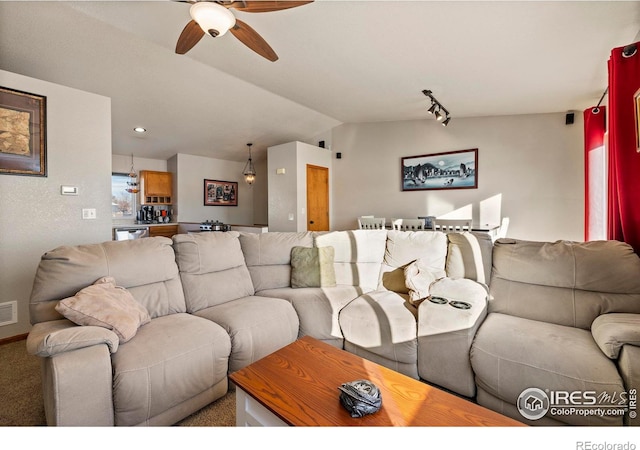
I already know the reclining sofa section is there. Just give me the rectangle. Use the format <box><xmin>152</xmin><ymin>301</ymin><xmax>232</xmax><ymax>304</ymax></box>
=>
<box><xmin>26</xmin><ymin>230</ymin><xmax>640</xmax><ymax>427</ymax></box>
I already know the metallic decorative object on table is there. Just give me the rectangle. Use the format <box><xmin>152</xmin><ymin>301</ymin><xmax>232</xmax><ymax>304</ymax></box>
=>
<box><xmin>338</xmin><ymin>379</ymin><xmax>382</xmax><ymax>418</ymax></box>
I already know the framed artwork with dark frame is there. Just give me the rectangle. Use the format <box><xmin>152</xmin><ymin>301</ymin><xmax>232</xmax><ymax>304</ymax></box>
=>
<box><xmin>402</xmin><ymin>148</ymin><xmax>478</xmax><ymax>191</ymax></box>
<box><xmin>204</xmin><ymin>179</ymin><xmax>238</xmax><ymax>206</ymax></box>
<box><xmin>0</xmin><ymin>86</ymin><xmax>47</xmax><ymax>176</ymax></box>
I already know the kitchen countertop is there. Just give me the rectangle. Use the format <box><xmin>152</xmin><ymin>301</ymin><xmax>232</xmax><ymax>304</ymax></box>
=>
<box><xmin>112</xmin><ymin>223</ymin><xmax>177</xmax><ymax>228</ymax></box>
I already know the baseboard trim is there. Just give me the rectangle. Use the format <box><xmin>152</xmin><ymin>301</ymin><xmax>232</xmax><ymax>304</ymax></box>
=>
<box><xmin>0</xmin><ymin>333</ymin><xmax>28</xmax><ymax>346</ymax></box>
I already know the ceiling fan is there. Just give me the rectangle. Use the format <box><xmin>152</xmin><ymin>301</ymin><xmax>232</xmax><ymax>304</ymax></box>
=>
<box><xmin>175</xmin><ymin>1</ymin><xmax>313</xmax><ymax>61</ymax></box>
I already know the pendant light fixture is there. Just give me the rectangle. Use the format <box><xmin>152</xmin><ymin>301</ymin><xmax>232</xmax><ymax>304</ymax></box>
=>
<box><xmin>243</xmin><ymin>143</ymin><xmax>256</xmax><ymax>186</ymax></box>
<box><xmin>125</xmin><ymin>154</ymin><xmax>139</xmax><ymax>194</ymax></box>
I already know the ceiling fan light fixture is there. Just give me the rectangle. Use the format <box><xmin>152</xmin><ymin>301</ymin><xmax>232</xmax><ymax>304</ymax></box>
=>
<box><xmin>190</xmin><ymin>2</ymin><xmax>236</xmax><ymax>38</ymax></box>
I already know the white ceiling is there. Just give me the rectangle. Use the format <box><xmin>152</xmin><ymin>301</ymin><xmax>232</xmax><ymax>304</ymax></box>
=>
<box><xmin>1</xmin><ymin>1</ymin><xmax>639</xmax><ymax>162</ymax></box>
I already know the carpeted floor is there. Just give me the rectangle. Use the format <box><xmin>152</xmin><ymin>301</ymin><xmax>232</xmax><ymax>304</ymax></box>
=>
<box><xmin>0</xmin><ymin>339</ymin><xmax>236</xmax><ymax>427</ymax></box>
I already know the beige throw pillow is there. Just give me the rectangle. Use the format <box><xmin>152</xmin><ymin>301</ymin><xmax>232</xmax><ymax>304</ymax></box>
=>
<box><xmin>291</xmin><ymin>246</ymin><xmax>337</xmax><ymax>288</ymax></box>
<box><xmin>55</xmin><ymin>276</ymin><xmax>151</xmax><ymax>343</ymax></box>
<box><xmin>404</xmin><ymin>259</ymin><xmax>445</xmax><ymax>306</ymax></box>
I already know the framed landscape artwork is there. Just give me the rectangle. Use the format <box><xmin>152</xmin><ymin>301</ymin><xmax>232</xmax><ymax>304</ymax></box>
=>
<box><xmin>0</xmin><ymin>86</ymin><xmax>47</xmax><ymax>176</ymax></box>
<box><xmin>402</xmin><ymin>148</ymin><xmax>478</xmax><ymax>191</ymax></box>
<box><xmin>204</xmin><ymin>179</ymin><xmax>238</xmax><ymax>206</ymax></box>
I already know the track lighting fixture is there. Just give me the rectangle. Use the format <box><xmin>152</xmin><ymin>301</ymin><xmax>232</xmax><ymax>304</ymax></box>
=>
<box><xmin>422</xmin><ymin>89</ymin><xmax>451</xmax><ymax>127</ymax></box>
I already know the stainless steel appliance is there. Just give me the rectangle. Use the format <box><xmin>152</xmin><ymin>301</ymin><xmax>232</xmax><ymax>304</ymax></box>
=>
<box><xmin>114</xmin><ymin>226</ymin><xmax>150</xmax><ymax>241</ymax></box>
<box><xmin>199</xmin><ymin>220</ymin><xmax>230</xmax><ymax>232</ymax></box>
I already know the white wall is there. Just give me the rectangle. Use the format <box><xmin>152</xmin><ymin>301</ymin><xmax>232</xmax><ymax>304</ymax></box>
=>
<box><xmin>0</xmin><ymin>70</ymin><xmax>112</xmax><ymax>339</ymax></box>
<box><xmin>171</xmin><ymin>153</ymin><xmax>254</xmax><ymax>225</ymax></box>
<box><xmin>268</xmin><ymin>141</ymin><xmax>332</xmax><ymax>232</ymax></box>
<box><xmin>331</xmin><ymin>113</ymin><xmax>584</xmax><ymax>242</ymax></box>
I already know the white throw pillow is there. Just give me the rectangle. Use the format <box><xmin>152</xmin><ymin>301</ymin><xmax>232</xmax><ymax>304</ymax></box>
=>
<box><xmin>404</xmin><ymin>259</ymin><xmax>446</xmax><ymax>306</ymax></box>
<box><xmin>55</xmin><ymin>276</ymin><xmax>150</xmax><ymax>343</ymax></box>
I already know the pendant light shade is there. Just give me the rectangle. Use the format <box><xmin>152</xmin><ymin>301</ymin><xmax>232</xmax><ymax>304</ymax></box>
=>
<box><xmin>243</xmin><ymin>143</ymin><xmax>256</xmax><ymax>186</ymax></box>
<box><xmin>126</xmin><ymin>154</ymin><xmax>139</xmax><ymax>194</ymax></box>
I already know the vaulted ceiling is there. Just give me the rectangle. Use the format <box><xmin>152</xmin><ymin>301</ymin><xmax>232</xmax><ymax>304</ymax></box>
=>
<box><xmin>1</xmin><ymin>1</ymin><xmax>638</xmax><ymax>162</ymax></box>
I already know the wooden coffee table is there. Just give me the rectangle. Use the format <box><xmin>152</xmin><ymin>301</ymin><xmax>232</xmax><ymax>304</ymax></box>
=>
<box><xmin>229</xmin><ymin>336</ymin><xmax>524</xmax><ymax>426</ymax></box>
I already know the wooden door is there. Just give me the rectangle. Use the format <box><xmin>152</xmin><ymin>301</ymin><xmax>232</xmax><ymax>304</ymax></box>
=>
<box><xmin>306</xmin><ymin>165</ymin><xmax>329</xmax><ymax>231</ymax></box>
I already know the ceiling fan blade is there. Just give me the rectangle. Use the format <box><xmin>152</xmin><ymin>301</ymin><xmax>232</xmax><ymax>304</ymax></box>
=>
<box><xmin>176</xmin><ymin>19</ymin><xmax>205</xmax><ymax>54</ymax></box>
<box><xmin>230</xmin><ymin>19</ymin><xmax>278</xmax><ymax>62</ymax></box>
<box><xmin>232</xmin><ymin>1</ymin><xmax>313</xmax><ymax>13</ymax></box>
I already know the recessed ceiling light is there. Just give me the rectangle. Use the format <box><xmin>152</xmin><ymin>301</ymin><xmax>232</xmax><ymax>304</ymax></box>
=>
<box><xmin>133</xmin><ymin>127</ymin><xmax>147</xmax><ymax>133</ymax></box>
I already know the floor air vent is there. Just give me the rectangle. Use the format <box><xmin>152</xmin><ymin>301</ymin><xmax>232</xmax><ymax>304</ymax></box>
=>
<box><xmin>0</xmin><ymin>301</ymin><xmax>17</xmax><ymax>326</ymax></box>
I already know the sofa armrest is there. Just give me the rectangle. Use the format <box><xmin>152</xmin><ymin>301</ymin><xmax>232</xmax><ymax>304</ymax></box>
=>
<box><xmin>27</xmin><ymin>319</ymin><xmax>119</xmax><ymax>357</ymax></box>
<box><xmin>591</xmin><ymin>313</ymin><xmax>640</xmax><ymax>359</ymax></box>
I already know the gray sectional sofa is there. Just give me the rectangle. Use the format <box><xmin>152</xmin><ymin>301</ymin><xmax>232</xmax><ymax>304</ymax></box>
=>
<box><xmin>26</xmin><ymin>229</ymin><xmax>640</xmax><ymax>426</ymax></box>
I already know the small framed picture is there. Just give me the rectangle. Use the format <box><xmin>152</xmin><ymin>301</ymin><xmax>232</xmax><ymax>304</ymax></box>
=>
<box><xmin>402</xmin><ymin>148</ymin><xmax>478</xmax><ymax>191</ymax></box>
<box><xmin>0</xmin><ymin>86</ymin><xmax>47</xmax><ymax>176</ymax></box>
<box><xmin>204</xmin><ymin>179</ymin><xmax>238</xmax><ymax>206</ymax></box>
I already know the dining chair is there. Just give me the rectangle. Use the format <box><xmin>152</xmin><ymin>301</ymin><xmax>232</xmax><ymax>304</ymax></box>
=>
<box><xmin>432</xmin><ymin>219</ymin><xmax>472</xmax><ymax>233</ymax></box>
<box><xmin>358</xmin><ymin>217</ymin><xmax>386</xmax><ymax>230</ymax></box>
<box><xmin>391</xmin><ymin>218</ymin><xmax>426</xmax><ymax>231</ymax></box>
<box><xmin>494</xmin><ymin>217</ymin><xmax>510</xmax><ymax>240</ymax></box>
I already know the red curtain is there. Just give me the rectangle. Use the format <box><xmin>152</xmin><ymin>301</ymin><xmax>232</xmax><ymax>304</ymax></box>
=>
<box><xmin>583</xmin><ymin>106</ymin><xmax>607</xmax><ymax>241</ymax></box>
<box><xmin>608</xmin><ymin>42</ymin><xmax>640</xmax><ymax>253</ymax></box>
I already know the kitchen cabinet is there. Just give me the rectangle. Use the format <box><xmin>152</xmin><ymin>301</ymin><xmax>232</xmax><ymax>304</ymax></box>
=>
<box><xmin>140</xmin><ymin>170</ymin><xmax>173</xmax><ymax>205</ymax></box>
<box><xmin>148</xmin><ymin>225</ymin><xmax>179</xmax><ymax>238</ymax></box>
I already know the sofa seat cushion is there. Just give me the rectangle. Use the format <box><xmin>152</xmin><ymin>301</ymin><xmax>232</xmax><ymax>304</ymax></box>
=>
<box><xmin>339</xmin><ymin>290</ymin><xmax>418</xmax><ymax>378</ymax></box>
<box><xmin>471</xmin><ymin>313</ymin><xmax>624</xmax><ymax>426</ymax></box>
<box><xmin>111</xmin><ymin>313</ymin><xmax>231</xmax><ymax>426</ymax></box>
<box><xmin>194</xmin><ymin>296</ymin><xmax>299</xmax><ymax>373</ymax></box>
<box><xmin>257</xmin><ymin>286</ymin><xmax>368</xmax><ymax>342</ymax></box>
<box><xmin>417</xmin><ymin>277</ymin><xmax>488</xmax><ymax>397</ymax></box>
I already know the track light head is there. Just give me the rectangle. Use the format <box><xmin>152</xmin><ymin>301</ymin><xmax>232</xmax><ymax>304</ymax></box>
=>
<box><xmin>422</xmin><ymin>89</ymin><xmax>451</xmax><ymax>126</ymax></box>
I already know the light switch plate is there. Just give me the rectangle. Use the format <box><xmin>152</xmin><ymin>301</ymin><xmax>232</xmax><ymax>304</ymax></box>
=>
<box><xmin>82</xmin><ymin>208</ymin><xmax>97</xmax><ymax>220</ymax></box>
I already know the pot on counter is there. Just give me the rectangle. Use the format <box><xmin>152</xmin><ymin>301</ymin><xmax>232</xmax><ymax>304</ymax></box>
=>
<box><xmin>200</xmin><ymin>220</ymin><xmax>230</xmax><ymax>232</ymax></box>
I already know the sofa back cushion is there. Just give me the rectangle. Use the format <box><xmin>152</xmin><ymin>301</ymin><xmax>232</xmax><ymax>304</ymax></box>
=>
<box><xmin>315</xmin><ymin>230</ymin><xmax>387</xmax><ymax>289</ymax></box>
<box><xmin>30</xmin><ymin>237</ymin><xmax>186</xmax><ymax>324</ymax></box>
<box><xmin>173</xmin><ymin>231</ymin><xmax>254</xmax><ymax>312</ymax></box>
<box><xmin>445</xmin><ymin>231</ymin><xmax>493</xmax><ymax>285</ymax></box>
<box><xmin>239</xmin><ymin>232</ymin><xmax>315</xmax><ymax>291</ymax></box>
<box><xmin>379</xmin><ymin>230</ymin><xmax>448</xmax><ymax>293</ymax></box>
<box><xmin>490</xmin><ymin>239</ymin><xmax>640</xmax><ymax>329</ymax></box>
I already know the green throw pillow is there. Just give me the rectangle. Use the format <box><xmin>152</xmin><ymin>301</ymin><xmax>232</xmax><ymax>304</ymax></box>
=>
<box><xmin>291</xmin><ymin>246</ymin><xmax>337</xmax><ymax>288</ymax></box>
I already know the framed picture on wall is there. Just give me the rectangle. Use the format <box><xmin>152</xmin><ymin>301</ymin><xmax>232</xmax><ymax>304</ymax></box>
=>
<box><xmin>402</xmin><ymin>148</ymin><xmax>478</xmax><ymax>191</ymax></box>
<box><xmin>0</xmin><ymin>86</ymin><xmax>47</xmax><ymax>176</ymax></box>
<box><xmin>204</xmin><ymin>179</ymin><xmax>238</xmax><ymax>206</ymax></box>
